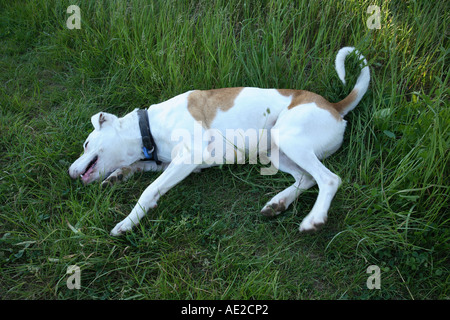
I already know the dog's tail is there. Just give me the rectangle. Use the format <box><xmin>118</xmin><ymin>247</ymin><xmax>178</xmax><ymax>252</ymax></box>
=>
<box><xmin>332</xmin><ymin>47</ymin><xmax>370</xmax><ymax>117</ymax></box>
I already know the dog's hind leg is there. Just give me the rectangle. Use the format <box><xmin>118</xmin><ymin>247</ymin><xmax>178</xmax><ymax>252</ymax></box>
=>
<box><xmin>272</xmin><ymin>105</ymin><xmax>345</xmax><ymax>232</ymax></box>
<box><xmin>284</xmin><ymin>148</ymin><xmax>341</xmax><ymax>232</ymax></box>
<box><xmin>260</xmin><ymin>150</ymin><xmax>316</xmax><ymax>217</ymax></box>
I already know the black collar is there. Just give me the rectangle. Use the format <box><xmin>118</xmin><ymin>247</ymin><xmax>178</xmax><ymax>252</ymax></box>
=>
<box><xmin>137</xmin><ymin>109</ymin><xmax>161</xmax><ymax>164</ymax></box>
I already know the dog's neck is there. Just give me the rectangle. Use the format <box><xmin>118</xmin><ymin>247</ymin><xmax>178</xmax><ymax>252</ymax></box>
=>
<box><xmin>118</xmin><ymin>111</ymin><xmax>149</xmax><ymax>162</ymax></box>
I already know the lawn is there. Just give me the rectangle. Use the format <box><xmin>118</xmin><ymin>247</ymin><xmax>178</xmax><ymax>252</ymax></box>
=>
<box><xmin>0</xmin><ymin>0</ymin><xmax>448</xmax><ymax>299</ymax></box>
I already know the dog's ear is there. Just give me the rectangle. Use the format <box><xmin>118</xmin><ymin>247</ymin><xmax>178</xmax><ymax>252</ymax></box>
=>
<box><xmin>91</xmin><ymin>112</ymin><xmax>118</xmax><ymax>130</ymax></box>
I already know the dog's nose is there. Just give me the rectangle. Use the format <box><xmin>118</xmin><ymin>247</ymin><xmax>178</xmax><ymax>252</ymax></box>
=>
<box><xmin>68</xmin><ymin>167</ymin><xmax>77</xmax><ymax>179</ymax></box>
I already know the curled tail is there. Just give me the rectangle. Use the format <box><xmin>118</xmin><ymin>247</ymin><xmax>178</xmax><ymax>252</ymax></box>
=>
<box><xmin>332</xmin><ymin>47</ymin><xmax>370</xmax><ymax>116</ymax></box>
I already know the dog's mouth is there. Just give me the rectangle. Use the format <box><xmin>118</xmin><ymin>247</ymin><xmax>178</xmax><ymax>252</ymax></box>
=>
<box><xmin>80</xmin><ymin>155</ymin><xmax>98</xmax><ymax>183</ymax></box>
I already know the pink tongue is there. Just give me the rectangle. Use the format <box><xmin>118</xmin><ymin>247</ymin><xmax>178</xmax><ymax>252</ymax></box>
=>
<box><xmin>81</xmin><ymin>164</ymin><xmax>95</xmax><ymax>182</ymax></box>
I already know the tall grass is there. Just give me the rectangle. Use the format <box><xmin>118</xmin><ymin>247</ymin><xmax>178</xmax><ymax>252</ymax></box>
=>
<box><xmin>0</xmin><ymin>0</ymin><xmax>448</xmax><ymax>299</ymax></box>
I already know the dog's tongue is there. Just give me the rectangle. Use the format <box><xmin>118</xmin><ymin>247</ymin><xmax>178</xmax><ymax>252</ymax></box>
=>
<box><xmin>81</xmin><ymin>164</ymin><xmax>95</xmax><ymax>183</ymax></box>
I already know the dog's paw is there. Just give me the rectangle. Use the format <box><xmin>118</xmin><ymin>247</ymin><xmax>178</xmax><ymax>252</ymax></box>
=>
<box><xmin>110</xmin><ymin>219</ymin><xmax>134</xmax><ymax>236</ymax></box>
<box><xmin>299</xmin><ymin>213</ymin><xmax>327</xmax><ymax>232</ymax></box>
<box><xmin>102</xmin><ymin>166</ymin><xmax>132</xmax><ymax>187</ymax></box>
<box><xmin>260</xmin><ymin>199</ymin><xmax>286</xmax><ymax>217</ymax></box>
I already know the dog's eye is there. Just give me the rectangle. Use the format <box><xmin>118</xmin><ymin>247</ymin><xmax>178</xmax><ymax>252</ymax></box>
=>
<box><xmin>84</xmin><ymin>141</ymin><xmax>89</xmax><ymax>149</ymax></box>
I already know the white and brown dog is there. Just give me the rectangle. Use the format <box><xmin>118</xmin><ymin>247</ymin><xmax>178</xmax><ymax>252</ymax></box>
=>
<box><xmin>68</xmin><ymin>47</ymin><xmax>370</xmax><ymax>236</ymax></box>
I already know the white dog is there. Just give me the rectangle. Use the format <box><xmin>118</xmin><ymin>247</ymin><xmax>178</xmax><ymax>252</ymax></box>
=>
<box><xmin>68</xmin><ymin>47</ymin><xmax>370</xmax><ymax>236</ymax></box>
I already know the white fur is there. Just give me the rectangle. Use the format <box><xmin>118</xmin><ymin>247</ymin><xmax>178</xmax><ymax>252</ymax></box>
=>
<box><xmin>335</xmin><ymin>47</ymin><xmax>370</xmax><ymax>116</ymax></box>
<box><xmin>68</xmin><ymin>47</ymin><xmax>370</xmax><ymax>236</ymax></box>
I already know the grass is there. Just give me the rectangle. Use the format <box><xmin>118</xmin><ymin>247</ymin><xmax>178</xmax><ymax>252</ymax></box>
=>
<box><xmin>0</xmin><ymin>0</ymin><xmax>449</xmax><ymax>299</ymax></box>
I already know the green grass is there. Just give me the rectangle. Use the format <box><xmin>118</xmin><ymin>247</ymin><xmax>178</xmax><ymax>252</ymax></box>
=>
<box><xmin>0</xmin><ymin>0</ymin><xmax>449</xmax><ymax>299</ymax></box>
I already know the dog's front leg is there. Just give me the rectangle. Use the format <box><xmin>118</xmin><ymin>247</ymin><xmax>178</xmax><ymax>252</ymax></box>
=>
<box><xmin>110</xmin><ymin>152</ymin><xmax>198</xmax><ymax>236</ymax></box>
<box><xmin>101</xmin><ymin>161</ymin><xmax>168</xmax><ymax>186</ymax></box>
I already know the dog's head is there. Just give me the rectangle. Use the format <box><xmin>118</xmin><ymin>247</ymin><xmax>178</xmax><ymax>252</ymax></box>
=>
<box><xmin>68</xmin><ymin>112</ymin><xmax>141</xmax><ymax>184</ymax></box>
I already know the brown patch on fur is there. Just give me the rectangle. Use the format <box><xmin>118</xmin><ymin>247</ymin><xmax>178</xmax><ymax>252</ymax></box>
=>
<box><xmin>278</xmin><ymin>89</ymin><xmax>357</xmax><ymax>121</ymax></box>
<box><xmin>187</xmin><ymin>87</ymin><xmax>244</xmax><ymax>127</ymax></box>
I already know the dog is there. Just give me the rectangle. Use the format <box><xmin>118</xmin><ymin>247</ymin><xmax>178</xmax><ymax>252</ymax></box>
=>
<box><xmin>68</xmin><ymin>47</ymin><xmax>370</xmax><ymax>236</ymax></box>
